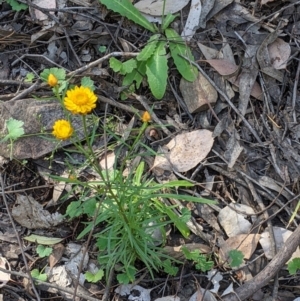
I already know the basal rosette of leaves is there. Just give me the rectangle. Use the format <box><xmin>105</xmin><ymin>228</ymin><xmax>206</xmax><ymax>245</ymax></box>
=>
<box><xmin>100</xmin><ymin>0</ymin><xmax>198</xmax><ymax>100</ymax></box>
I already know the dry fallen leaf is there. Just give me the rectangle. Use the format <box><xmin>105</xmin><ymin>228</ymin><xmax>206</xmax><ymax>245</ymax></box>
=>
<box><xmin>49</xmin><ymin>243</ymin><xmax>65</xmax><ymax>269</ymax></box>
<box><xmin>220</xmin><ymin>234</ymin><xmax>260</xmax><ymax>260</ymax></box>
<box><xmin>268</xmin><ymin>38</ymin><xmax>291</xmax><ymax>70</ymax></box>
<box><xmin>180</xmin><ymin>72</ymin><xmax>218</xmax><ymax>113</ymax></box>
<box><xmin>0</xmin><ymin>257</ymin><xmax>10</xmax><ymax>288</ymax></box>
<box><xmin>181</xmin><ymin>0</ymin><xmax>202</xmax><ymax>41</ymax></box>
<box><xmin>153</xmin><ymin>130</ymin><xmax>214</xmax><ymax>172</ymax></box>
<box><xmin>134</xmin><ymin>0</ymin><xmax>189</xmax><ymax>16</ymax></box>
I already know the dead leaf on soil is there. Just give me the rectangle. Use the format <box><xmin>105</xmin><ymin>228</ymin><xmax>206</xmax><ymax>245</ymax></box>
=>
<box><xmin>12</xmin><ymin>194</ymin><xmax>64</xmax><ymax>229</ymax></box>
<box><xmin>155</xmin><ymin>296</ymin><xmax>180</xmax><ymax>301</ymax></box>
<box><xmin>260</xmin><ymin>227</ymin><xmax>300</xmax><ymax>262</ymax></box>
<box><xmin>180</xmin><ymin>72</ymin><xmax>218</xmax><ymax>113</ymax></box>
<box><xmin>163</xmin><ymin>243</ymin><xmax>211</xmax><ymax>260</ymax></box>
<box><xmin>181</xmin><ymin>0</ymin><xmax>201</xmax><ymax>41</ymax></box>
<box><xmin>220</xmin><ymin>234</ymin><xmax>260</xmax><ymax>261</ymax></box>
<box><xmin>134</xmin><ymin>0</ymin><xmax>189</xmax><ymax>16</ymax></box>
<box><xmin>218</xmin><ymin>204</ymin><xmax>256</xmax><ymax>237</ymax></box>
<box><xmin>0</xmin><ymin>257</ymin><xmax>10</xmax><ymax>288</ymax></box>
<box><xmin>31</xmin><ymin>0</ymin><xmax>56</xmax><ymax>21</ymax></box>
<box><xmin>203</xmin><ymin>59</ymin><xmax>263</xmax><ymax>100</ymax></box>
<box><xmin>49</xmin><ymin>243</ymin><xmax>65</xmax><ymax>269</ymax></box>
<box><xmin>152</xmin><ymin>130</ymin><xmax>214</xmax><ymax>172</ymax></box>
<box><xmin>268</xmin><ymin>38</ymin><xmax>291</xmax><ymax>70</ymax></box>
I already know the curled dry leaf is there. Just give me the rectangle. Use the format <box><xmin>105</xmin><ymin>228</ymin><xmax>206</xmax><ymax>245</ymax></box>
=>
<box><xmin>134</xmin><ymin>0</ymin><xmax>189</xmax><ymax>16</ymax></box>
<box><xmin>153</xmin><ymin>130</ymin><xmax>214</xmax><ymax>172</ymax></box>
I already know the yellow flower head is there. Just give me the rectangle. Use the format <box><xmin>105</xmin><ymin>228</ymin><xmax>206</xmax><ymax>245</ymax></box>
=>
<box><xmin>141</xmin><ymin>111</ymin><xmax>151</xmax><ymax>123</ymax></box>
<box><xmin>64</xmin><ymin>86</ymin><xmax>97</xmax><ymax>115</ymax></box>
<box><xmin>48</xmin><ymin>73</ymin><xmax>58</xmax><ymax>87</ymax></box>
<box><xmin>52</xmin><ymin>119</ymin><xmax>73</xmax><ymax>140</ymax></box>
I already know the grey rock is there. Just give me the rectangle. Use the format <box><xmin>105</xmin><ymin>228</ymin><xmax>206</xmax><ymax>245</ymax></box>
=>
<box><xmin>0</xmin><ymin>98</ymin><xmax>89</xmax><ymax>159</ymax></box>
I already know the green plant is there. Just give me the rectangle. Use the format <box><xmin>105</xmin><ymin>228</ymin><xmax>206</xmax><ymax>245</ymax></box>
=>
<box><xmin>8</xmin><ymin>67</ymin><xmax>216</xmax><ymax>283</ymax></box>
<box><xmin>85</xmin><ymin>269</ymin><xmax>105</xmax><ymax>282</ymax></box>
<box><xmin>5</xmin><ymin>0</ymin><xmax>28</xmax><ymax>11</ymax></box>
<box><xmin>100</xmin><ymin>0</ymin><xmax>198</xmax><ymax>100</ymax></box>
<box><xmin>228</xmin><ymin>249</ymin><xmax>244</xmax><ymax>268</ymax></box>
<box><xmin>31</xmin><ymin>269</ymin><xmax>47</xmax><ymax>282</ymax></box>
<box><xmin>36</xmin><ymin>245</ymin><xmax>53</xmax><ymax>258</ymax></box>
<box><xmin>0</xmin><ymin>118</ymin><xmax>25</xmax><ymax>160</ymax></box>
<box><xmin>182</xmin><ymin>246</ymin><xmax>214</xmax><ymax>272</ymax></box>
<box><xmin>288</xmin><ymin>258</ymin><xmax>300</xmax><ymax>274</ymax></box>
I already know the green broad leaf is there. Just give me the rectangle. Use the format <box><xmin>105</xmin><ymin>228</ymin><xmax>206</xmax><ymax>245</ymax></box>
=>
<box><xmin>98</xmin><ymin>45</ymin><xmax>107</xmax><ymax>53</ymax></box>
<box><xmin>121</xmin><ymin>59</ymin><xmax>137</xmax><ymax>75</ymax></box>
<box><xmin>36</xmin><ymin>245</ymin><xmax>53</xmax><ymax>258</ymax></box>
<box><xmin>165</xmin><ymin>28</ymin><xmax>198</xmax><ymax>82</ymax></box>
<box><xmin>228</xmin><ymin>250</ymin><xmax>244</xmax><ymax>267</ymax></box>
<box><xmin>122</xmin><ymin>60</ymin><xmax>147</xmax><ymax>88</ymax></box>
<box><xmin>145</xmin><ymin>41</ymin><xmax>168</xmax><ymax>99</ymax></box>
<box><xmin>85</xmin><ymin>269</ymin><xmax>104</xmax><ymax>282</ymax></box>
<box><xmin>162</xmin><ymin>13</ymin><xmax>178</xmax><ymax>31</ymax></box>
<box><xmin>40</xmin><ymin>67</ymin><xmax>66</xmax><ymax>82</ymax></box>
<box><xmin>24</xmin><ymin>72</ymin><xmax>35</xmax><ymax>83</ymax></box>
<box><xmin>100</xmin><ymin>0</ymin><xmax>156</xmax><ymax>33</ymax></box>
<box><xmin>6</xmin><ymin>0</ymin><xmax>28</xmax><ymax>11</ymax></box>
<box><xmin>31</xmin><ymin>269</ymin><xmax>47</xmax><ymax>282</ymax></box>
<box><xmin>195</xmin><ymin>255</ymin><xmax>214</xmax><ymax>272</ymax></box>
<box><xmin>288</xmin><ymin>258</ymin><xmax>300</xmax><ymax>274</ymax></box>
<box><xmin>1</xmin><ymin>118</ymin><xmax>24</xmax><ymax>142</ymax></box>
<box><xmin>81</xmin><ymin>77</ymin><xmax>95</xmax><ymax>91</ymax></box>
<box><xmin>109</xmin><ymin>57</ymin><xmax>123</xmax><ymax>72</ymax></box>
<box><xmin>66</xmin><ymin>200</ymin><xmax>83</xmax><ymax>218</ymax></box>
<box><xmin>24</xmin><ymin>235</ymin><xmax>63</xmax><ymax>245</ymax></box>
<box><xmin>162</xmin><ymin>259</ymin><xmax>178</xmax><ymax>276</ymax></box>
<box><xmin>117</xmin><ymin>273</ymin><xmax>131</xmax><ymax>284</ymax></box>
<box><xmin>83</xmin><ymin>198</ymin><xmax>97</xmax><ymax>216</ymax></box>
<box><xmin>180</xmin><ymin>207</ymin><xmax>191</xmax><ymax>223</ymax></box>
<box><xmin>137</xmin><ymin>34</ymin><xmax>160</xmax><ymax>61</ymax></box>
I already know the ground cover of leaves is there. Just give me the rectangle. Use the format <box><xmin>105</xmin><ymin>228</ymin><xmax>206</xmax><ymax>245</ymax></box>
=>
<box><xmin>1</xmin><ymin>0</ymin><xmax>300</xmax><ymax>300</ymax></box>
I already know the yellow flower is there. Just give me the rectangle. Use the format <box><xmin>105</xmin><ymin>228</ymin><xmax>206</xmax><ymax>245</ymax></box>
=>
<box><xmin>48</xmin><ymin>73</ymin><xmax>58</xmax><ymax>87</ymax></box>
<box><xmin>52</xmin><ymin>120</ymin><xmax>73</xmax><ymax>140</ymax></box>
<box><xmin>64</xmin><ymin>86</ymin><xmax>97</xmax><ymax>114</ymax></box>
<box><xmin>141</xmin><ymin>111</ymin><xmax>151</xmax><ymax>123</ymax></box>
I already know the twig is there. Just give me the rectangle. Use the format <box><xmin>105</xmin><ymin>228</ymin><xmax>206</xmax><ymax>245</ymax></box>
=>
<box><xmin>68</xmin><ymin>52</ymin><xmax>139</xmax><ymax>77</ymax></box>
<box><xmin>0</xmin><ymin>174</ymin><xmax>41</xmax><ymax>301</ymax></box>
<box><xmin>292</xmin><ymin>59</ymin><xmax>300</xmax><ymax>123</ymax></box>
<box><xmin>10</xmin><ymin>81</ymin><xmax>40</xmax><ymax>101</ymax></box>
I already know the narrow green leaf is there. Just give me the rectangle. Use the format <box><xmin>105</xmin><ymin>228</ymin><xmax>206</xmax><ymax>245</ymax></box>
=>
<box><xmin>146</xmin><ymin>41</ymin><xmax>168</xmax><ymax>99</ymax></box>
<box><xmin>100</xmin><ymin>0</ymin><xmax>156</xmax><ymax>33</ymax></box>
<box><xmin>154</xmin><ymin>193</ymin><xmax>217</xmax><ymax>204</ymax></box>
<box><xmin>165</xmin><ymin>28</ymin><xmax>198</xmax><ymax>81</ymax></box>
<box><xmin>137</xmin><ymin>34</ymin><xmax>160</xmax><ymax>61</ymax></box>
<box><xmin>162</xmin><ymin>13</ymin><xmax>178</xmax><ymax>31</ymax></box>
<box><xmin>24</xmin><ymin>235</ymin><xmax>63</xmax><ymax>245</ymax></box>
